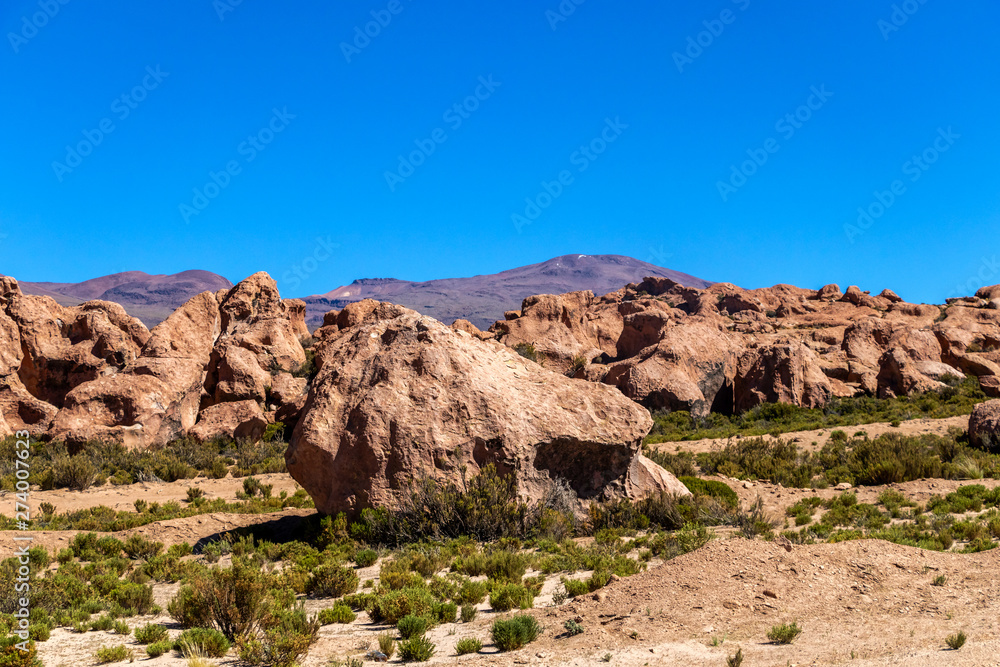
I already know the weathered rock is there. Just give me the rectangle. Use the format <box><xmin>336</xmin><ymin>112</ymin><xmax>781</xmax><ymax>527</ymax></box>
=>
<box><xmin>733</xmin><ymin>343</ymin><xmax>833</xmax><ymax>412</ymax></box>
<box><xmin>190</xmin><ymin>400</ymin><xmax>267</xmax><ymax>442</ymax></box>
<box><xmin>975</xmin><ymin>285</ymin><xmax>1000</xmax><ymax>301</ymax></box>
<box><xmin>879</xmin><ymin>289</ymin><xmax>904</xmax><ymax>303</ymax></box>
<box><xmin>287</xmin><ymin>305</ymin><xmax>688</xmax><ymax>517</ymax></box>
<box><xmin>969</xmin><ymin>400</ymin><xmax>1000</xmax><ymax>452</ymax></box>
<box><xmin>814</xmin><ymin>284</ymin><xmax>843</xmax><ymax>300</ymax></box>
<box><xmin>602</xmin><ymin>322</ymin><xmax>739</xmax><ymax>418</ymax></box>
<box><xmin>979</xmin><ymin>375</ymin><xmax>1000</xmax><ymax>398</ymax></box>
<box><xmin>50</xmin><ymin>291</ymin><xmax>221</xmax><ymax>447</ymax></box>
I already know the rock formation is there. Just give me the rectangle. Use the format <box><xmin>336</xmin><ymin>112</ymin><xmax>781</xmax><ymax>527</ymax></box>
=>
<box><xmin>285</xmin><ymin>302</ymin><xmax>689</xmax><ymax>516</ymax></box>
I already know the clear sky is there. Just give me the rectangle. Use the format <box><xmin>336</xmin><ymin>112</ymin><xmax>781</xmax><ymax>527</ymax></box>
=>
<box><xmin>1</xmin><ymin>0</ymin><xmax>997</xmax><ymax>302</ymax></box>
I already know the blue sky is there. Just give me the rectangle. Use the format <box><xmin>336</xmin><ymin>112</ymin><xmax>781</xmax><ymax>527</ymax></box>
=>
<box><xmin>1</xmin><ymin>0</ymin><xmax>997</xmax><ymax>302</ymax></box>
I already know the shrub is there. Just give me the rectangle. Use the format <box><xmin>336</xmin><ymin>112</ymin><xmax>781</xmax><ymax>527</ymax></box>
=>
<box><xmin>109</xmin><ymin>582</ymin><xmax>156</xmax><ymax>615</ymax></box>
<box><xmin>145</xmin><ymin>641</ymin><xmax>172</xmax><ymax>658</ymax></box>
<box><xmin>91</xmin><ymin>615</ymin><xmax>114</xmax><ymax>631</ymax></box>
<box><xmin>185</xmin><ymin>487</ymin><xmax>205</xmax><ymax>502</ymax></box>
<box><xmin>185</xmin><ymin>561</ymin><xmax>274</xmax><ymax>640</ymax></box>
<box><xmin>767</xmin><ymin>622</ymin><xmax>802</xmax><ymax>644</ymax></box>
<box><xmin>52</xmin><ymin>454</ymin><xmax>97</xmax><ymax>490</ymax></box>
<box><xmin>455</xmin><ymin>637</ymin><xmax>482</xmax><ymax>655</ymax></box>
<box><xmin>168</xmin><ymin>584</ymin><xmax>213</xmax><ymax>629</ymax></box>
<box><xmin>678</xmin><ymin>476</ymin><xmax>739</xmax><ymax>508</ymax></box>
<box><xmin>134</xmin><ymin>623</ymin><xmax>168</xmax><ymax>644</ymax></box>
<box><xmin>397</xmin><ymin>614</ymin><xmax>429</xmax><ymax>639</ymax></box>
<box><xmin>513</xmin><ymin>343</ymin><xmax>538</xmax><ymax>362</ymax></box>
<box><xmin>727</xmin><ymin>648</ymin><xmax>744</xmax><ymax>667</ymax></box>
<box><xmin>398</xmin><ymin>635</ymin><xmax>436</xmax><ymax>662</ymax></box>
<box><xmin>355</xmin><ymin>548</ymin><xmax>378</xmax><ymax>568</ymax></box>
<box><xmin>95</xmin><ymin>645</ymin><xmax>129</xmax><ymax>664</ymax></box>
<box><xmin>308</xmin><ymin>564</ymin><xmax>359</xmax><ymax>598</ymax></box>
<box><xmin>0</xmin><ymin>637</ymin><xmax>41</xmax><ymax>667</ymax></box>
<box><xmin>122</xmin><ymin>535</ymin><xmax>163</xmax><ymax>560</ymax></box>
<box><xmin>489</xmin><ymin>583</ymin><xmax>534</xmax><ymax>611</ymax></box>
<box><xmin>491</xmin><ymin>615</ymin><xmax>541</xmax><ymax>651</ymax></box>
<box><xmin>377</xmin><ymin>631</ymin><xmax>396</xmax><ymax>659</ymax></box>
<box><xmin>946</xmin><ymin>630</ymin><xmax>967</xmax><ymax>650</ymax></box>
<box><xmin>176</xmin><ymin>627</ymin><xmax>231</xmax><ymax>658</ymax></box>
<box><xmin>235</xmin><ymin>605</ymin><xmax>318</xmax><ymax>667</ymax></box>
<box><xmin>318</xmin><ymin>604</ymin><xmax>356</xmax><ymax>625</ymax></box>
<box><xmin>370</xmin><ymin>587</ymin><xmax>435</xmax><ymax>625</ymax></box>
<box><xmin>564</xmin><ymin>619</ymin><xmax>584</xmax><ymax>636</ymax></box>
<box><xmin>95</xmin><ymin>537</ymin><xmax>124</xmax><ymax>558</ymax></box>
<box><xmin>460</xmin><ymin>604</ymin><xmax>477</xmax><ymax>623</ymax></box>
<box><xmin>431</xmin><ymin>601</ymin><xmax>458</xmax><ymax>624</ymax></box>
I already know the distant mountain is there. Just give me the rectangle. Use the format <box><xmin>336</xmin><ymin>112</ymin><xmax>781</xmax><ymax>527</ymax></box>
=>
<box><xmin>302</xmin><ymin>254</ymin><xmax>713</xmax><ymax>330</ymax></box>
<box><xmin>15</xmin><ymin>270</ymin><xmax>233</xmax><ymax>327</ymax></box>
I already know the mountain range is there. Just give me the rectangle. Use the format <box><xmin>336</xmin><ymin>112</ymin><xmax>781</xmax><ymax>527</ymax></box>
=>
<box><xmin>6</xmin><ymin>255</ymin><xmax>712</xmax><ymax>330</ymax></box>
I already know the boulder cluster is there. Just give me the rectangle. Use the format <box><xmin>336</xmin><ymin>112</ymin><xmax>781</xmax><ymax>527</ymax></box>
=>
<box><xmin>488</xmin><ymin>278</ymin><xmax>1000</xmax><ymax>417</ymax></box>
<box><xmin>5</xmin><ymin>269</ymin><xmax>1000</xmax><ymax>516</ymax></box>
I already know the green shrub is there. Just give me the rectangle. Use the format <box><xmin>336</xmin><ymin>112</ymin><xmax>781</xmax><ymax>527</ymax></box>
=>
<box><xmin>183</xmin><ymin>561</ymin><xmax>275</xmax><ymax>640</ymax></box>
<box><xmin>431</xmin><ymin>601</ymin><xmax>457</xmax><ymax>624</ymax></box>
<box><xmin>235</xmin><ymin>605</ymin><xmax>319</xmax><ymax>667</ymax></box>
<box><xmin>678</xmin><ymin>476</ymin><xmax>739</xmax><ymax>508</ymax></box>
<box><xmin>0</xmin><ymin>636</ymin><xmax>42</xmax><ymax>667</ymax></box>
<box><xmin>122</xmin><ymin>535</ymin><xmax>163</xmax><ymax>560</ymax></box>
<box><xmin>455</xmin><ymin>637</ymin><xmax>482</xmax><ymax>655</ymax></box>
<box><xmin>370</xmin><ymin>587</ymin><xmax>435</xmax><ymax>625</ymax></box>
<box><xmin>134</xmin><ymin>623</ymin><xmax>168</xmax><ymax>644</ymax></box>
<box><xmin>460</xmin><ymin>604</ymin><xmax>477</xmax><ymax>623</ymax></box>
<box><xmin>377</xmin><ymin>631</ymin><xmax>396</xmax><ymax>659</ymax></box>
<box><xmin>145</xmin><ymin>640</ymin><xmax>173</xmax><ymax>658</ymax></box>
<box><xmin>564</xmin><ymin>619</ymin><xmax>584</xmax><ymax>636</ymax></box>
<box><xmin>52</xmin><ymin>454</ymin><xmax>97</xmax><ymax>490</ymax></box>
<box><xmin>91</xmin><ymin>615</ymin><xmax>114</xmax><ymax>631</ymax></box>
<box><xmin>112</xmin><ymin>620</ymin><xmax>130</xmax><ymax>635</ymax></box>
<box><xmin>458</xmin><ymin>579</ymin><xmax>488</xmax><ymax>604</ymax></box>
<box><xmin>946</xmin><ymin>630</ymin><xmax>967</xmax><ymax>650</ymax></box>
<box><xmin>397</xmin><ymin>614</ymin><xmax>429</xmax><ymax>639</ymax></box>
<box><xmin>513</xmin><ymin>343</ymin><xmax>538</xmax><ymax>362</ymax></box>
<box><xmin>355</xmin><ymin>548</ymin><xmax>378</xmax><ymax>568</ymax></box>
<box><xmin>318</xmin><ymin>604</ymin><xmax>356</xmax><ymax>625</ymax></box>
<box><xmin>308</xmin><ymin>563</ymin><xmax>359</xmax><ymax>598</ymax></box>
<box><xmin>767</xmin><ymin>622</ymin><xmax>802</xmax><ymax>644</ymax></box>
<box><xmin>491</xmin><ymin>615</ymin><xmax>541</xmax><ymax>651</ymax></box>
<box><xmin>342</xmin><ymin>593</ymin><xmax>377</xmax><ymax>612</ymax></box>
<box><xmin>167</xmin><ymin>584</ymin><xmax>213</xmax><ymax>629</ymax></box>
<box><xmin>94</xmin><ymin>645</ymin><xmax>129</xmax><ymax>664</ymax></box>
<box><xmin>176</xmin><ymin>627</ymin><xmax>232</xmax><ymax>657</ymax></box>
<box><xmin>109</xmin><ymin>582</ymin><xmax>156</xmax><ymax>615</ymax></box>
<box><xmin>489</xmin><ymin>583</ymin><xmax>534</xmax><ymax>611</ymax></box>
<box><xmin>398</xmin><ymin>635</ymin><xmax>435</xmax><ymax>662</ymax></box>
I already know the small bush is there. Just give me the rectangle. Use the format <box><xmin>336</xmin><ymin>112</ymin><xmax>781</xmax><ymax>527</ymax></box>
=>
<box><xmin>134</xmin><ymin>623</ymin><xmax>168</xmax><ymax>644</ymax></box>
<box><xmin>491</xmin><ymin>615</ymin><xmax>541</xmax><ymax>651</ymax></box>
<box><xmin>398</xmin><ymin>634</ymin><xmax>435</xmax><ymax>662</ymax></box>
<box><xmin>460</xmin><ymin>604</ymin><xmax>477</xmax><ymax>623</ymax></box>
<box><xmin>932</xmin><ymin>575</ymin><xmax>947</xmax><ymax>586</ymax></box>
<box><xmin>109</xmin><ymin>582</ymin><xmax>156</xmax><ymax>615</ymax></box>
<box><xmin>0</xmin><ymin>637</ymin><xmax>41</xmax><ymax>667</ymax></box>
<box><xmin>767</xmin><ymin>622</ymin><xmax>801</xmax><ymax>644</ymax></box>
<box><xmin>458</xmin><ymin>579</ymin><xmax>488</xmax><ymax>605</ymax></box>
<box><xmin>455</xmin><ymin>637</ymin><xmax>482</xmax><ymax>655</ymax></box>
<box><xmin>122</xmin><ymin>535</ymin><xmax>163</xmax><ymax>560</ymax></box>
<box><xmin>727</xmin><ymin>648</ymin><xmax>744</xmax><ymax>667</ymax></box>
<box><xmin>397</xmin><ymin>614</ymin><xmax>429</xmax><ymax>640</ymax></box>
<box><xmin>946</xmin><ymin>631</ymin><xmax>967</xmax><ymax>650</ymax></box>
<box><xmin>489</xmin><ymin>583</ymin><xmax>534</xmax><ymax>611</ymax></box>
<box><xmin>145</xmin><ymin>640</ymin><xmax>172</xmax><ymax>658</ymax></box>
<box><xmin>308</xmin><ymin>564</ymin><xmax>359</xmax><ymax>598</ymax></box>
<box><xmin>355</xmin><ymin>548</ymin><xmax>378</xmax><ymax>568</ymax></box>
<box><xmin>431</xmin><ymin>601</ymin><xmax>458</xmax><ymax>624</ymax></box>
<box><xmin>318</xmin><ymin>604</ymin><xmax>356</xmax><ymax>625</ymax></box>
<box><xmin>95</xmin><ymin>645</ymin><xmax>129</xmax><ymax>664</ymax></box>
<box><xmin>513</xmin><ymin>343</ymin><xmax>538</xmax><ymax>362</ymax></box>
<box><xmin>370</xmin><ymin>587</ymin><xmax>435</xmax><ymax>625</ymax></box>
<box><xmin>564</xmin><ymin>619</ymin><xmax>584</xmax><ymax>636</ymax></box>
<box><xmin>377</xmin><ymin>631</ymin><xmax>396</xmax><ymax>659</ymax></box>
<box><xmin>176</xmin><ymin>627</ymin><xmax>232</xmax><ymax>658</ymax></box>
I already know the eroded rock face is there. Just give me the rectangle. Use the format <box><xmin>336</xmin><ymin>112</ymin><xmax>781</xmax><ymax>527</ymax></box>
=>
<box><xmin>969</xmin><ymin>400</ymin><xmax>1000</xmax><ymax>452</ymax></box>
<box><xmin>189</xmin><ymin>399</ymin><xmax>267</xmax><ymax>442</ymax></box>
<box><xmin>734</xmin><ymin>343</ymin><xmax>833</xmax><ymax>413</ymax></box>
<box><xmin>287</xmin><ymin>304</ymin><xmax>688</xmax><ymax>517</ymax></box>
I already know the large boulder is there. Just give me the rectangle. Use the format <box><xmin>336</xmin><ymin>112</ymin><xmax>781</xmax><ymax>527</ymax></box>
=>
<box><xmin>189</xmin><ymin>399</ymin><xmax>267</xmax><ymax>442</ymax></box>
<box><xmin>286</xmin><ymin>304</ymin><xmax>688</xmax><ymax>517</ymax></box>
<box><xmin>733</xmin><ymin>343</ymin><xmax>833</xmax><ymax>412</ymax></box>
<box><xmin>602</xmin><ymin>322</ymin><xmax>739</xmax><ymax>418</ymax></box>
<box><xmin>969</xmin><ymin>400</ymin><xmax>1000</xmax><ymax>452</ymax></box>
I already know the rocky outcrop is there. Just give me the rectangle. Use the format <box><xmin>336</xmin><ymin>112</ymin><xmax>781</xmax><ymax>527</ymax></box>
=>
<box><xmin>286</xmin><ymin>304</ymin><xmax>688</xmax><ymax>517</ymax></box>
<box><xmin>969</xmin><ymin>400</ymin><xmax>1000</xmax><ymax>452</ymax></box>
<box><xmin>189</xmin><ymin>399</ymin><xmax>267</xmax><ymax>442</ymax></box>
<box><xmin>734</xmin><ymin>343</ymin><xmax>833</xmax><ymax>413</ymax></box>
